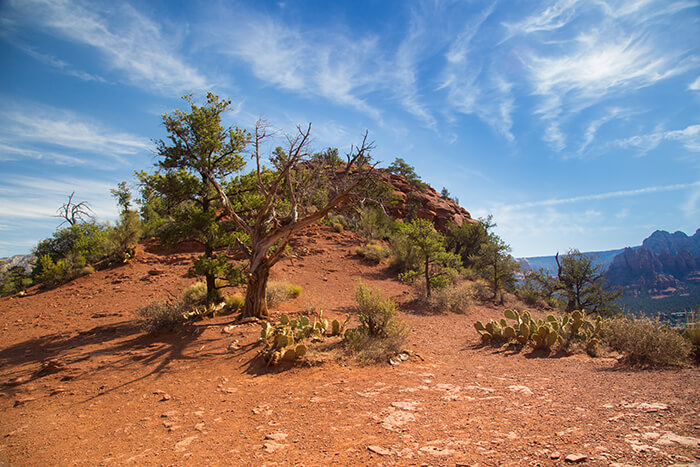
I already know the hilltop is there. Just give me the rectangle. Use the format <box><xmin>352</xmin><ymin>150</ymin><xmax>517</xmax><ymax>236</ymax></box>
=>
<box><xmin>1</xmin><ymin>226</ymin><xmax>698</xmax><ymax>466</ymax></box>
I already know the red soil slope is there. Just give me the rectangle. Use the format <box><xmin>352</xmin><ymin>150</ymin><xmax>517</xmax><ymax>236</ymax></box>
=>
<box><xmin>1</xmin><ymin>226</ymin><xmax>698</xmax><ymax>466</ymax></box>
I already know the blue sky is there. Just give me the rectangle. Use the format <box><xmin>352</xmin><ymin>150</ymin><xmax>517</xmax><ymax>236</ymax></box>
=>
<box><xmin>0</xmin><ymin>0</ymin><xmax>698</xmax><ymax>258</ymax></box>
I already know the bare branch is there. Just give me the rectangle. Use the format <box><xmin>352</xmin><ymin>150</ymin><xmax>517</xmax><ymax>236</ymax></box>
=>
<box><xmin>54</xmin><ymin>192</ymin><xmax>94</xmax><ymax>227</ymax></box>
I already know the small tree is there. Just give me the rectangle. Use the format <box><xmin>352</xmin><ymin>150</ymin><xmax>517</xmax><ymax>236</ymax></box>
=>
<box><xmin>387</xmin><ymin>157</ymin><xmax>422</xmax><ymax>186</ymax></box>
<box><xmin>471</xmin><ymin>232</ymin><xmax>519</xmax><ymax>302</ymax></box>
<box><xmin>555</xmin><ymin>249</ymin><xmax>621</xmax><ymax>315</ymax></box>
<box><xmin>210</xmin><ymin>120</ymin><xmax>375</xmax><ymax>318</ymax></box>
<box><xmin>397</xmin><ymin>219</ymin><xmax>461</xmax><ymax>297</ymax></box>
<box><xmin>446</xmin><ymin>215</ymin><xmax>493</xmax><ymax>268</ymax></box>
<box><xmin>139</xmin><ymin>93</ymin><xmax>248</xmax><ymax>303</ymax></box>
<box><xmin>109</xmin><ymin>181</ymin><xmax>141</xmax><ymax>261</ymax></box>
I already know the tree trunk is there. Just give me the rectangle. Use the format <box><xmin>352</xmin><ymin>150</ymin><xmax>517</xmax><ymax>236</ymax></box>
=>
<box><xmin>424</xmin><ymin>257</ymin><xmax>431</xmax><ymax>297</ymax></box>
<box><xmin>242</xmin><ymin>265</ymin><xmax>270</xmax><ymax>318</ymax></box>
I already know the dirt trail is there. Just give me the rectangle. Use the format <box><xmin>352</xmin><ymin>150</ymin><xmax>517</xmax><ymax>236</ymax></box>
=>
<box><xmin>1</xmin><ymin>226</ymin><xmax>699</xmax><ymax>466</ymax></box>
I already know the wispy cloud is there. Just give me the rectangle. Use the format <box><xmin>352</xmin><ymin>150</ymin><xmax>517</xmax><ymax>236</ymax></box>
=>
<box><xmin>614</xmin><ymin>124</ymin><xmax>700</xmax><ymax>154</ymax></box>
<box><xmin>502</xmin><ymin>181</ymin><xmax>700</xmax><ymax>210</ymax></box>
<box><xmin>509</xmin><ymin>0</ymin><xmax>698</xmax><ymax>151</ymax></box>
<box><xmin>0</xmin><ymin>101</ymin><xmax>151</xmax><ymax>166</ymax></box>
<box><xmin>11</xmin><ymin>41</ymin><xmax>106</xmax><ymax>82</ymax></box>
<box><xmin>688</xmin><ymin>76</ymin><xmax>700</xmax><ymax>91</ymax></box>
<box><xmin>214</xmin><ymin>16</ymin><xmax>384</xmax><ymax>122</ymax></box>
<box><xmin>438</xmin><ymin>4</ymin><xmax>515</xmax><ymax>140</ymax></box>
<box><xmin>577</xmin><ymin>107</ymin><xmax>635</xmax><ymax>156</ymax></box>
<box><xmin>5</xmin><ymin>0</ymin><xmax>208</xmax><ymax>94</ymax></box>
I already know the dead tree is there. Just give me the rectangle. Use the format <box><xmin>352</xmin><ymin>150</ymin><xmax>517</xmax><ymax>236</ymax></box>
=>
<box><xmin>55</xmin><ymin>192</ymin><xmax>94</xmax><ymax>227</ymax></box>
<box><xmin>210</xmin><ymin>120</ymin><xmax>375</xmax><ymax>319</ymax></box>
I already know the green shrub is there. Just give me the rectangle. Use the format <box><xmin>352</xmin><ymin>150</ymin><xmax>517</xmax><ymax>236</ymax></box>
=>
<box><xmin>388</xmin><ymin>231</ymin><xmax>421</xmax><ymax>273</ymax></box>
<box><xmin>602</xmin><ymin>316</ymin><xmax>692</xmax><ymax>367</ymax></box>
<box><xmin>266</xmin><ymin>281</ymin><xmax>302</xmax><ymax>308</ymax></box>
<box><xmin>181</xmin><ymin>280</ymin><xmax>224</xmax><ymax>305</ymax></box>
<box><xmin>135</xmin><ymin>299</ymin><xmax>188</xmax><ymax>334</ymax></box>
<box><xmin>355</xmin><ymin>241</ymin><xmax>391</xmax><ymax>264</ymax></box>
<box><xmin>355</xmin><ymin>206</ymin><xmax>397</xmax><ymax>240</ymax></box>
<box><xmin>344</xmin><ymin>283</ymin><xmax>408</xmax><ymax>363</ymax></box>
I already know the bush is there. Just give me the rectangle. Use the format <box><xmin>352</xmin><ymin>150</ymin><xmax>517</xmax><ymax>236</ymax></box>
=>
<box><xmin>181</xmin><ymin>280</ymin><xmax>224</xmax><ymax>305</ymax></box>
<box><xmin>224</xmin><ymin>293</ymin><xmax>244</xmax><ymax>314</ymax></box>
<box><xmin>345</xmin><ymin>283</ymin><xmax>408</xmax><ymax>363</ymax></box>
<box><xmin>602</xmin><ymin>316</ymin><xmax>692</xmax><ymax>367</ymax></box>
<box><xmin>463</xmin><ymin>279</ymin><xmax>492</xmax><ymax>302</ymax></box>
<box><xmin>388</xmin><ymin>231</ymin><xmax>421</xmax><ymax>273</ymax></box>
<box><xmin>135</xmin><ymin>299</ymin><xmax>188</xmax><ymax>334</ymax></box>
<box><xmin>355</xmin><ymin>241</ymin><xmax>391</xmax><ymax>264</ymax></box>
<box><xmin>354</xmin><ymin>206</ymin><xmax>397</xmax><ymax>241</ymax></box>
<box><xmin>683</xmin><ymin>306</ymin><xmax>700</xmax><ymax>363</ymax></box>
<box><xmin>266</xmin><ymin>281</ymin><xmax>302</xmax><ymax>308</ymax></box>
<box><xmin>421</xmin><ymin>283</ymin><xmax>472</xmax><ymax>314</ymax></box>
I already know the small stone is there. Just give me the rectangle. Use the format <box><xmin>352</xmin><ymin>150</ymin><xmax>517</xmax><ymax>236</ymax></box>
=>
<box><xmin>418</xmin><ymin>446</ymin><xmax>456</xmax><ymax>456</ymax></box>
<box><xmin>221</xmin><ymin>325</ymin><xmax>236</xmax><ymax>334</ymax></box>
<box><xmin>508</xmin><ymin>385</ymin><xmax>533</xmax><ymax>395</ymax></box>
<box><xmin>265</xmin><ymin>432</ymin><xmax>288</xmax><ymax>441</ymax></box>
<box><xmin>148</xmin><ymin>268</ymin><xmax>165</xmax><ymax>275</ymax></box>
<box><xmin>13</xmin><ymin>397</ymin><xmax>36</xmax><ymax>407</ymax></box>
<box><xmin>656</xmin><ymin>432</ymin><xmax>700</xmax><ymax>447</ymax></box>
<box><xmin>550</xmin><ymin>451</ymin><xmax>562</xmax><ymax>459</ymax></box>
<box><xmin>564</xmin><ymin>453</ymin><xmax>587</xmax><ymax>463</ymax></box>
<box><xmin>160</xmin><ymin>394</ymin><xmax>172</xmax><ymax>401</ymax></box>
<box><xmin>174</xmin><ymin>435</ymin><xmax>198</xmax><ymax>452</ymax></box>
<box><xmin>194</xmin><ymin>422</ymin><xmax>206</xmax><ymax>432</ymax></box>
<box><xmin>367</xmin><ymin>445</ymin><xmax>392</xmax><ymax>456</ymax></box>
<box><xmin>263</xmin><ymin>440</ymin><xmax>285</xmax><ymax>453</ymax></box>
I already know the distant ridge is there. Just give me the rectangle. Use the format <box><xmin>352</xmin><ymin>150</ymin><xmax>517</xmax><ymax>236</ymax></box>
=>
<box><xmin>519</xmin><ymin>248</ymin><xmax>628</xmax><ymax>275</ymax></box>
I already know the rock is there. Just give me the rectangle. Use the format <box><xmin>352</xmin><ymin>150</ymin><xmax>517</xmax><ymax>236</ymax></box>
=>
<box><xmin>160</xmin><ymin>394</ymin><xmax>172</xmax><ymax>401</ymax></box>
<box><xmin>194</xmin><ymin>422</ymin><xmax>206</xmax><ymax>432</ymax></box>
<box><xmin>381</xmin><ymin>408</ymin><xmax>416</xmax><ymax>431</ymax></box>
<box><xmin>263</xmin><ymin>440</ymin><xmax>285</xmax><ymax>453</ymax></box>
<box><xmin>564</xmin><ymin>454</ymin><xmax>588</xmax><ymax>463</ymax></box>
<box><xmin>418</xmin><ymin>446</ymin><xmax>456</xmax><ymax>456</ymax></box>
<box><xmin>367</xmin><ymin>445</ymin><xmax>392</xmax><ymax>456</ymax></box>
<box><xmin>507</xmin><ymin>385</ymin><xmax>533</xmax><ymax>395</ymax></box>
<box><xmin>550</xmin><ymin>451</ymin><xmax>562</xmax><ymax>459</ymax></box>
<box><xmin>656</xmin><ymin>432</ymin><xmax>700</xmax><ymax>447</ymax></box>
<box><xmin>391</xmin><ymin>401</ymin><xmax>419</xmax><ymax>411</ymax></box>
<box><xmin>221</xmin><ymin>325</ymin><xmax>236</xmax><ymax>334</ymax></box>
<box><xmin>161</xmin><ymin>410</ymin><xmax>178</xmax><ymax>418</ymax></box>
<box><xmin>13</xmin><ymin>396</ymin><xmax>36</xmax><ymax>407</ymax></box>
<box><xmin>148</xmin><ymin>268</ymin><xmax>165</xmax><ymax>275</ymax></box>
<box><xmin>174</xmin><ymin>435</ymin><xmax>198</xmax><ymax>452</ymax></box>
<box><xmin>227</xmin><ymin>340</ymin><xmax>240</xmax><ymax>351</ymax></box>
<box><xmin>265</xmin><ymin>432</ymin><xmax>288</xmax><ymax>441</ymax></box>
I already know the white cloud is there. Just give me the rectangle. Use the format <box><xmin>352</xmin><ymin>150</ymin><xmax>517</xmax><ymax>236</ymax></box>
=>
<box><xmin>577</xmin><ymin>107</ymin><xmax>635</xmax><ymax>156</ymax></box>
<box><xmin>501</xmin><ymin>181</ymin><xmax>700</xmax><ymax>210</ymax></box>
<box><xmin>215</xmin><ymin>17</ymin><xmax>383</xmax><ymax>122</ymax></box>
<box><xmin>6</xmin><ymin>0</ymin><xmax>208</xmax><ymax>94</ymax></box>
<box><xmin>510</xmin><ymin>0</ymin><xmax>698</xmax><ymax>151</ymax></box>
<box><xmin>614</xmin><ymin>124</ymin><xmax>700</xmax><ymax>154</ymax></box>
<box><xmin>689</xmin><ymin>76</ymin><xmax>700</xmax><ymax>91</ymax></box>
<box><xmin>0</xmin><ymin>102</ymin><xmax>151</xmax><ymax>165</ymax></box>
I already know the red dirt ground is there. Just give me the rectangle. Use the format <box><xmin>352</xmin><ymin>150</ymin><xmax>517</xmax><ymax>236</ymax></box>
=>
<box><xmin>1</xmin><ymin>226</ymin><xmax>698</xmax><ymax>466</ymax></box>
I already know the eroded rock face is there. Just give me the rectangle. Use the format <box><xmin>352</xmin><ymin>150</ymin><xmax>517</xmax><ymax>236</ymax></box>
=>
<box><xmin>377</xmin><ymin>171</ymin><xmax>477</xmax><ymax>232</ymax></box>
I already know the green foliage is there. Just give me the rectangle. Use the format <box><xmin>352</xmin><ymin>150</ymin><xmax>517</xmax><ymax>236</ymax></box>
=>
<box><xmin>32</xmin><ymin>223</ymin><xmax>110</xmax><ymax>287</ymax></box>
<box><xmin>392</xmin><ymin>219</ymin><xmax>462</xmax><ymax>297</ymax></box>
<box><xmin>265</xmin><ymin>281</ymin><xmax>302</xmax><ymax>309</ymax></box>
<box><xmin>311</xmin><ymin>147</ymin><xmax>343</xmax><ymax>168</ymax></box>
<box><xmin>446</xmin><ymin>216</ymin><xmax>491</xmax><ymax>268</ymax></box>
<box><xmin>353</xmin><ymin>206</ymin><xmax>398</xmax><ymax>241</ymax></box>
<box><xmin>344</xmin><ymin>283</ymin><xmax>408</xmax><ymax>363</ymax></box>
<box><xmin>387</xmin><ymin>157</ymin><xmax>423</xmax><ymax>187</ymax></box>
<box><xmin>554</xmin><ymin>249</ymin><xmax>622</xmax><ymax>315</ymax></box>
<box><xmin>0</xmin><ymin>264</ymin><xmax>31</xmax><ymax>297</ymax></box>
<box><xmin>470</xmin><ymin>231</ymin><xmax>519</xmax><ymax>301</ymax></box>
<box><xmin>135</xmin><ymin>299</ymin><xmax>189</xmax><ymax>334</ymax></box>
<box><xmin>139</xmin><ymin>93</ymin><xmax>248</xmax><ymax>304</ymax></box>
<box><xmin>108</xmin><ymin>210</ymin><xmax>142</xmax><ymax>262</ymax></box>
<box><xmin>475</xmin><ymin>309</ymin><xmax>605</xmax><ymax>354</ymax></box>
<box><xmin>602</xmin><ymin>316</ymin><xmax>692</xmax><ymax>367</ymax></box>
<box><xmin>355</xmin><ymin>241</ymin><xmax>391</xmax><ymax>264</ymax></box>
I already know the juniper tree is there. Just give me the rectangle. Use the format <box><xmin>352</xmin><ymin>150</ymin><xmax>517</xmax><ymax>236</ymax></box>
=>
<box><xmin>138</xmin><ymin>93</ymin><xmax>248</xmax><ymax>303</ymax></box>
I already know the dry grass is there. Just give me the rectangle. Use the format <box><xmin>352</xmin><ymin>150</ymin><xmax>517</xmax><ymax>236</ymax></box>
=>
<box><xmin>602</xmin><ymin>316</ymin><xmax>692</xmax><ymax>367</ymax></box>
<box><xmin>266</xmin><ymin>281</ymin><xmax>302</xmax><ymax>309</ymax></box>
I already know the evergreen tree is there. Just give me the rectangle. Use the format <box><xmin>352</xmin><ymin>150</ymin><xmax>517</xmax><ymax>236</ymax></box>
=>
<box><xmin>138</xmin><ymin>93</ymin><xmax>248</xmax><ymax>303</ymax></box>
